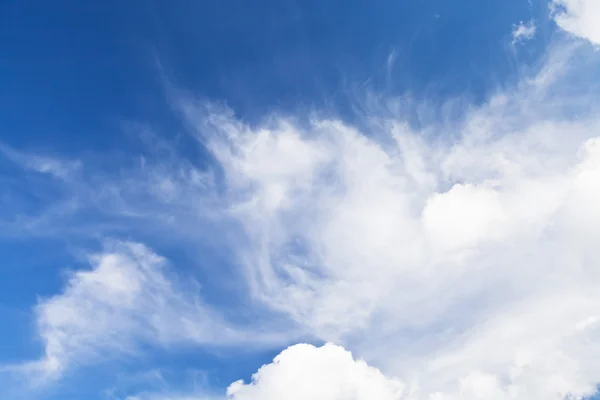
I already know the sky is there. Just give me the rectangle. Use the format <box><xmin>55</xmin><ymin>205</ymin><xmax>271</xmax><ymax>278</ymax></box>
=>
<box><xmin>1</xmin><ymin>0</ymin><xmax>600</xmax><ymax>399</ymax></box>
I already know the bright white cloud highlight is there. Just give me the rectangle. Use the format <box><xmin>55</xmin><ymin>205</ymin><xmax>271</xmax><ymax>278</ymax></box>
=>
<box><xmin>226</xmin><ymin>344</ymin><xmax>405</xmax><ymax>400</ymax></box>
<box><xmin>553</xmin><ymin>0</ymin><xmax>600</xmax><ymax>45</ymax></box>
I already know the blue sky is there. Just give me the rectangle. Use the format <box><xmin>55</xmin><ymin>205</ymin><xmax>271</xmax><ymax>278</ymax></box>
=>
<box><xmin>2</xmin><ymin>1</ymin><xmax>600</xmax><ymax>399</ymax></box>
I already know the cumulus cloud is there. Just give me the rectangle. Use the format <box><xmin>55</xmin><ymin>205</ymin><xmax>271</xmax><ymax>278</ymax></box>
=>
<box><xmin>227</xmin><ymin>344</ymin><xmax>404</xmax><ymax>400</ymax></box>
<box><xmin>108</xmin><ymin>345</ymin><xmax>404</xmax><ymax>400</ymax></box>
<box><xmin>552</xmin><ymin>0</ymin><xmax>600</xmax><ymax>45</ymax></box>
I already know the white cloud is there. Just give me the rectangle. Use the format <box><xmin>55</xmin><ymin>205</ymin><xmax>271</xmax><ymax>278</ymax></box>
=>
<box><xmin>168</xmin><ymin>38</ymin><xmax>600</xmax><ymax>399</ymax></box>
<box><xmin>226</xmin><ymin>344</ymin><xmax>405</xmax><ymax>400</ymax></box>
<box><xmin>552</xmin><ymin>0</ymin><xmax>600</xmax><ymax>45</ymax></box>
<box><xmin>19</xmin><ymin>242</ymin><xmax>290</xmax><ymax>382</ymax></box>
<box><xmin>421</xmin><ymin>183</ymin><xmax>505</xmax><ymax>250</ymax></box>
<box><xmin>511</xmin><ymin>20</ymin><xmax>536</xmax><ymax>45</ymax></box>
<box><xmin>0</xmin><ymin>143</ymin><xmax>81</xmax><ymax>180</ymax></box>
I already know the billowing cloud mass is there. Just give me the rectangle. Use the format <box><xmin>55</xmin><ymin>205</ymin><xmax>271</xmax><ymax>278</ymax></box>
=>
<box><xmin>4</xmin><ymin>3</ymin><xmax>600</xmax><ymax>400</ymax></box>
<box><xmin>552</xmin><ymin>0</ymin><xmax>600</xmax><ymax>45</ymax></box>
<box><xmin>172</xmin><ymin>17</ymin><xmax>600</xmax><ymax>397</ymax></box>
<box><xmin>183</xmin><ymin>69</ymin><xmax>600</xmax><ymax>399</ymax></box>
<box><xmin>227</xmin><ymin>344</ymin><xmax>404</xmax><ymax>400</ymax></box>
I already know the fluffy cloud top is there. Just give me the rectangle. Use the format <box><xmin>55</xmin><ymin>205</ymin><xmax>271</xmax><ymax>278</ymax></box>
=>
<box><xmin>553</xmin><ymin>0</ymin><xmax>600</xmax><ymax>45</ymax></box>
<box><xmin>227</xmin><ymin>344</ymin><xmax>405</xmax><ymax>400</ymax></box>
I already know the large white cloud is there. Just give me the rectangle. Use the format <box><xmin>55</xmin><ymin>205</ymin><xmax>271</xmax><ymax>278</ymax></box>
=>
<box><xmin>170</xmin><ymin>41</ymin><xmax>600</xmax><ymax>399</ymax></box>
<box><xmin>553</xmin><ymin>0</ymin><xmax>600</xmax><ymax>45</ymax></box>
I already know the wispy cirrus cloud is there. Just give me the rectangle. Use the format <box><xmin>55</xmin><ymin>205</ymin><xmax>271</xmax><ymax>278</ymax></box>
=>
<box><xmin>0</xmin><ymin>143</ymin><xmax>81</xmax><ymax>181</ymax></box>
<box><xmin>10</xmin><ymin>241</ymin><xmax>294</xmax><ymax>386</ymax></box>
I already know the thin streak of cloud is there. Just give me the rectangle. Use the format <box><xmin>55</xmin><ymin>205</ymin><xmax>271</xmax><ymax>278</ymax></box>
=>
<box><xmin>0</xmin><ymin>143</ymin><xmax>81</xmax><ymax>181</ymax></box>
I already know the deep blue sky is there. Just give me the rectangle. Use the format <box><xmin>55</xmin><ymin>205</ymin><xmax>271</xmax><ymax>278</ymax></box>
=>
<box><xmin>1</xmin><ymin>0</ymin><xmax>550</xmax><ymax>150</ymax></box>
<box><xmin>0</xmin><ymin>1</ymin><xmax>568</xmax><ymax>399</ymax></box>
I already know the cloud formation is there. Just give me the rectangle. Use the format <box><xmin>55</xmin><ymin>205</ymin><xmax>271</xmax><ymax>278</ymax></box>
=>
<box><xmin>0</xmin><ymin>143</ymin><xmax>81</xmax><ymax>181</ymax></box>
<box><xmin>512</xmin><ymin>20</ymin><xmax>536</xmax><ymax>44</ymax></box>
<box><xmin>20</xmin><ymin>242</ymin><xmax>288</xmax><ymax>382</ymax></box>
<box><xmin>227</xmin><ymin>344</ymin><xmax>404</xmax><ymax>400</ymax></box>
<box><xmin>3</xmin><ymin>3</ymin><xmax>600</xmax><ymax>400</ymax></box>
<box><xmin>168</xmin><ymin>19</ymin><xmax>600</xmax><ymax>398</ymax></box>
<box><xmin>183</xmin><ymin>87</ymin><xmax>600</xmax><ymax>399</ymax></box>
<box><xmin>552</xmin><ymin>0</ymin><xmax>600</xmax><ymax>45</ymax></box>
